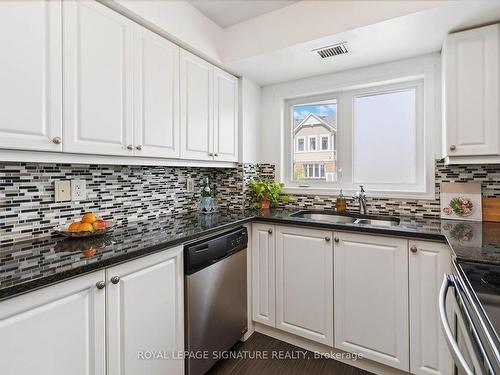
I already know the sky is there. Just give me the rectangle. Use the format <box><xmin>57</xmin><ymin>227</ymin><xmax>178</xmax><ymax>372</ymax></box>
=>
<box><xmin>293</xmin><ymin>103</ymin><xmax>337</xmax><ymax>121</ymax></box>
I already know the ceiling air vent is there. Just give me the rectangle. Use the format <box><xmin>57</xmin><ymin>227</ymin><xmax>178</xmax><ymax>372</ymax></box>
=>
<box><xmin>313</xmin><ymin>42</ymin><xmax>349</xmax><ymax>59</ymax></box>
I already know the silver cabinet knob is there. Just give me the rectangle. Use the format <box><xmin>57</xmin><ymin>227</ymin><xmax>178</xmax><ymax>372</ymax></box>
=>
<box><xmin>136</xmin><ymin>145</ymin><xmax>142</xmax><ymax>151</ymax></box>
<box><xmin>111</xmin><ymin>276</ymin><xmax>120</xmax><ymax>284</ymax></box>
<box><xmin>96</xmin><ymin>281</ymin><xmax>106</xmax><ymax>289</ymax></box>
<box><xmin>410</xmin><ymin>245</ymin><xmax>418</xmax><ymax>253</ymax></box>
<box><xmin>449</xmin><ymin>145</ymin><xmax>456</xmax><ymax>151</ymax></box>
<box><xmin>334</xmin><ymin>237</ymin><xmax>339</xmax><ymax>243</ymax></box>
<box><xmin>325</xmin><ymin>237</ymin><xmax>331</xmax><ymax>242</ymax></box>
<box><xmin>268</xmin><ymin>229</ymin><xmax>273</xmax><ymax>234</ymax></box>
<box><xmin>214</xmin><ymin>153</ymin><xmax>218</xmax><ymax>157</ymax></box>
<box><xmin>209</xmin><ymin>153</ymin><xmax>214</xmax><ymax>157</ymax></box>
<box><xmin>52</xmin><ymin>136</ymin><xmax>62</xmax><ymax>144</ymax></box>
<box><xmin>127</xmin><ymin>144</ymin><xmax>134</xmax><ymax>150</ymax></box>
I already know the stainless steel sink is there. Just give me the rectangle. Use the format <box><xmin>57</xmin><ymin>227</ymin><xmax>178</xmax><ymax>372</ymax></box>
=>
<box><xmin>290</xmin><ymin>210</ymin><xmax>400</xmax><ymax>227</ymax></box>
<box><xmin>354</xmin><ymin>218</ymin><xmax>399</xmax><ymax>227</ymax></box>
<box><xmin>294</xmin><ymin>212</ymin><xmax>357</xmax><ymax>223</ymax></box>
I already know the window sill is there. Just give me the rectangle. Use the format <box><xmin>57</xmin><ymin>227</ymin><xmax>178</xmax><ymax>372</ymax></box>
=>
<box><xmin>282</xmin><ymin>186</ymin><xmax>435</xmax><ymax>200</ymax></box>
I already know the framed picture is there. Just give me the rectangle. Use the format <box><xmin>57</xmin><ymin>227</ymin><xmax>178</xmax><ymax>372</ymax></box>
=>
<box><xmin>440</xmin><ymin>182</ymin><xmax>482</xmax><ymax>221</ymax></box>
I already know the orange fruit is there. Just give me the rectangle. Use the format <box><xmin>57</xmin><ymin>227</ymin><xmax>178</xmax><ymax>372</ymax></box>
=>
<box><xmin>81</xmin><ymin>213</ymin><xmax>97</xmax><ymax>224</ymax></box>
<box><xmin>82</xmin><ymin>248</ymin><xmax>97</xmax><ymax>257</ymax></box>
<box><xmin>92</xmin><ymin>220</ymin><xmax>107</xmax><ymax>230</ymax></box>
<box><xmin>68</xmin><ymin>222</ymin><xmax>81</xmax><ymax>231</ymax></box>
<box><xmin>79</xmin><ymin>223</ymin><xmax>93</xmax><ymax>231</ymax></box>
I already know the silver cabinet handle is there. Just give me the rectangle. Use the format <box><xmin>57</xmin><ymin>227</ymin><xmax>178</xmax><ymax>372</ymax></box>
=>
<box><xmin>450</xmin><ymin>145</ymin><xmax>456</xmax><ymax>151</ymax></box>
<box><xmin>334</xmin><ymin>237</ymin><xmax>339</xmax><ymax>243</ymax></box>
<box><xmin>52</xmin><ymin>137</ymin><xmax>62</xmax><ymax>144</ymax></box>
<box><xmin>111</xmin><ymin>276</ymin><xmax>120</xmax><ymax>284</ymax></box>
<box><xmin>439</xmin><ymin>275</ymin><xmax>474</xmax><ymax>375</ymax></box>
<box><xmin>410</xmin><ymin>245</ymin><xmax>418</xmax><ymax>253</ymax></box>
<box><xmin>268</xmin><ymin>229</ymin><xmax>273</xmax><ymax>234</ymax></box>
<box><xmin>136</xmin><ymin>145</ymin><xmax>142</xmax><ymax>151</ymax></box>
<box><xmin>325</xmin><ymin>237</ymin><xmax>331</xmax><ymax>242</ymax></box>
<box><xmin>127</xmin><ymin>144</ymin><xmax>134</xmax><ymax>150</ymax></box>
<box><xmin>96</xmin><ymin>281</ymin><xmax>105</xmax><ymax>289</ymax></box>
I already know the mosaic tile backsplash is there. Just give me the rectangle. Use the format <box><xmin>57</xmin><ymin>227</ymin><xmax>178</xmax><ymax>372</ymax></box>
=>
<box><xmin>0</xmin><ymin>163</ymin><xmax>259</xmax><ymax>245</ymax></box>
<box><xmin>2</xmin><ymin>160</ymin><xmax>500</xmax><ymax>244</ymax></box>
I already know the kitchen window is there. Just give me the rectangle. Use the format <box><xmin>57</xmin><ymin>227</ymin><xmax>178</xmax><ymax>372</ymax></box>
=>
<box><xmin>284</xmin><ymin>79</ymin><xmax>430</xmax><ymax>197</ymax></box>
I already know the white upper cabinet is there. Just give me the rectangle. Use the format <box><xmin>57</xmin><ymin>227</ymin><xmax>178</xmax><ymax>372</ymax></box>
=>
<box><xmin>63</xmin><ymin>0</ymin><xmax>134</xmax><ymax>156</ymax></box>
<box><xmin>409</xmin><ymin>240</ymin><xmax>452</xmax><ymax>375</ymax></box>
<box><xmin>0</xmin><ymin>271</ymin><xmax>106</xmax><ymax>375</ymax></box>
<box><xmin>180</xmin><ymin>50</ymin><xmax>214</xmax><ymax>161</ymax></box>
<box><xmin>443</xmin><ymin>24</ymin><xmax>500</xmax><ymax>159</ymax></box>
<box><xmin>275</xmin><ymin>226</ymin><xmax>333</xmax><ymax>346</ymax></box>
<box><xmin>214</xmin><ymin>68</ymin><xmax>239</xmax><ymax>162</ymax></box>
<box><xmin>0</xmin><ymin>0</ymin><xmax>62</xmax><ymax>152</ymax></box>
<box><xmin>134</xmin><ymin>25</ymin><xmax>180</xmax><ymax>158</ymax></box>
<box><xmin>106</xmin><ymin>247</ymin><xmax>184</xmax><ymax>375</ymax></box>
<box><xmin>334</xmin><ymin>232</ymin><xmax>409</xmax><ymax>371</ymax></box>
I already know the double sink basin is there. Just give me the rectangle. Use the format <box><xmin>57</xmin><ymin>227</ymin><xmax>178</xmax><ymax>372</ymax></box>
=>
<box><xmin>290</xmin><ymin>210</ymin><xmax>400</xmax><ymax>227</ymax></box>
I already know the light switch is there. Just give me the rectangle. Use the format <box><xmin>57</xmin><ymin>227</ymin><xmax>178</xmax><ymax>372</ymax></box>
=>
<box><xmin>71</xmin><ymin>180</ymin><xmax>87</xmax><ymax>201</ymax></box>
<box><xmin>54</xmin><ymin>180</ymin><xmax>71</xmax><ymax>202</ymax></box>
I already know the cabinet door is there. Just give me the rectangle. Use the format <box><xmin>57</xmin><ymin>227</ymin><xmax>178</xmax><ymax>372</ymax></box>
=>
<box><xmin>0</xmin><ymin>271</ymin><xmax>106</xmax><ymax>375</ymax></box>
<box><xmin>252</xmin><ymin>223</ymin><xmax>276</xmax><ymax>327</ymax></box>
<box><xmin>409</xmin><ymin>240</ymin><xmax>453</xmax><ymax>375</ymax></box>
<box><xmin>275</xmin><ymin>226</ymin><xmax>333</xmax><ymax>345</ymax></box>
<box><xmin>134</xmin><ymin>25</ymin><xmax>180</xmax><ymax>158</ymax></box>
<box><xmin>213</xmin><ymin>67</ymin><xmax>238</xmax><ymax>162</ymax></box>
<box><xmin>334</xmin><ymin>232</ymin><xmax>409</xmax><ymax>370</ymax></box>
<box><xmin>107</xmin><ymin>247</ymin><xmax>184</xmax><ymax>375</ymax></box>
<box><xmin>180</xmin><ymin>49</ymin><xmax>214</xmax><ymax>161</ymax></box>
<box><xmin>0</xmin><ymin>0</ymin><xmax>62</xmax><ymax>151</ymax></box>
<box><xmin>444</xmin><ymin>24</ymin><xmax>500</xmax><ymax>156</ymax></box>
<box><xmin>63</xmin><ymin>0</ymin><xmax>134</xmax><ymax>156</ymax></box>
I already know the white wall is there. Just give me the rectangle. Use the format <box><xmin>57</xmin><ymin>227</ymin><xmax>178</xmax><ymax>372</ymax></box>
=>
<box><xmin>259</xmin><ymin>53</ymin><xmax>442</xmax><ymax>176</ymax></box>
<box><xmin>239</xmin><ymin>78</ymin><xmax>261</xmax><ymax>164</ymax></box>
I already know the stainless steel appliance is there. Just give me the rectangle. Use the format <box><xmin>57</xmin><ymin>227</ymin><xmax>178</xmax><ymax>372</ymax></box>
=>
<box><xmin>440</xmin><ymin>260</ymin><xmax>500</xmax><ymax>375</ymax></box>
<box><xmin>184</xmin><ymin>227</ymin><xmax>248</xmax><ymax>375</ymax></box>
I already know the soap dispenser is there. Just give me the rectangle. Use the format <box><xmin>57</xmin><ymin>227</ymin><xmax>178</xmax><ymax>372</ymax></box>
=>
<box><xmin>336</xmin><ymin>189</ymin><xmax>347</xmax><ymax>212</ymax></box>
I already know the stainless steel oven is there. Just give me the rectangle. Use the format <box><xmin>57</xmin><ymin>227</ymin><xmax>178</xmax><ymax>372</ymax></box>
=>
<box><xmin>440</xmin><ymin>260</ymin><xmax>500</xmax><ymax>375</ymax></box>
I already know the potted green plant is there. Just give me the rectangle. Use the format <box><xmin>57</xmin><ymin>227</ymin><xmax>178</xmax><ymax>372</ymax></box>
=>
<box><xmin>248</xmin><ymin>179</ymin><xmax>289</xmax><ymax>209</ymax></box>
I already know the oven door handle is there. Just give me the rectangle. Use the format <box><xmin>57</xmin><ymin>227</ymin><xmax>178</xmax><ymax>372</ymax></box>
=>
<box><xmin>439</xmin><ymin>274</ymin><xmax>474</xmax><ymax>375</ymax></box>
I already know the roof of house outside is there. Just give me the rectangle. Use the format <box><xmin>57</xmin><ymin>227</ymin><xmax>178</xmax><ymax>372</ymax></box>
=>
<box><xmin>294</xmin><ymin>113</ymin><xmax>336</xmax><ymax>133</ymax></box>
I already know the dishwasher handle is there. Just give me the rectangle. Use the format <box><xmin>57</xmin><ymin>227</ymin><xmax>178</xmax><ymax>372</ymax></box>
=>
<box><xmin>439</xmin><ymin>274</ymin><xmax>474</xmax><ymax>375</ymax></box>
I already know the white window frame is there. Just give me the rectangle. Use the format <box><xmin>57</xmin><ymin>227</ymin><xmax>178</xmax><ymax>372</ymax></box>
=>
<box><xmin>308</xmin><ymin>135</ymin><xmax>317</xmax><ymax>151</ymax></box>
<box><xmin>320</xmin><ymin>134</ymin><xmax>330</xmax><ymax>151</ymax></box>
<box><xmin>296</xmin><ymin>136</ymin><xmax>305</xmax><ymax>152</ymax></box>
<box><xmin>284</xmin><ymin>78</ymin><xmax>434</xmax><ymax>199</ymax></box>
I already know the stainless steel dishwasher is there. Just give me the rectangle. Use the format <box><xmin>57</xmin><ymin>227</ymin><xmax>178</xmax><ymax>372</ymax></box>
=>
<box><xmin>184</xmin><ymin>226</ymin><xmax>248</xmax><ymax>375</ymax></box>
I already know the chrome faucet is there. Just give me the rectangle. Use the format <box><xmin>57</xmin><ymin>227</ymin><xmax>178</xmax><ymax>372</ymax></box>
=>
<box><xmin>353</xmin><ymin>185</ymin><xmax>368</xmax><ymax>215</ymax></box>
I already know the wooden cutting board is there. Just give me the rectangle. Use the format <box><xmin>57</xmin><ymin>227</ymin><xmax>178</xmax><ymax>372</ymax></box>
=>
<box><xmin>482</xmin><ymin>197</ymin><xmax>500</xmax><ymax>222</ymax></box>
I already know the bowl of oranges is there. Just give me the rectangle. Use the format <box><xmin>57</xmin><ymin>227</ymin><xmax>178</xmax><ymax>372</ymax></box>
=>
<box><xmin>55</xmin><ymin>213</ymin><xmax>116</xmax><ymax>238</ymax></box>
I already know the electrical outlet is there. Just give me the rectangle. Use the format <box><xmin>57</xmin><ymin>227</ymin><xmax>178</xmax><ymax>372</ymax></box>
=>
<box><xmin>186</xmin><ymin>178</ymin><xmax>194</xmax><ymax>193</ymax></box>
<box><xmin>54</xmin><ymin>180</ymin><xmax>71</xmax><ymax>202</ymax></box>
<box><xmin>71</xmin><ymin>180</ymin><xmax>87</xmax><ymax>201</ymax></box>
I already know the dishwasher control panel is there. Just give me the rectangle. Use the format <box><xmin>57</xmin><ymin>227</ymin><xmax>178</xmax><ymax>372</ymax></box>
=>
<box><xmin>184</xmin><ymin>227</ymin><xmax>248</xmax><ymax>275</ymax></box>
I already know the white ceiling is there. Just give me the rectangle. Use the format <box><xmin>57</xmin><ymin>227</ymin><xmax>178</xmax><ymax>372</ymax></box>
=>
<box><xmin>189</xmin><ymin>0</ymin><xmax>297</xmax><ymax>28</ymax></box>
<box><xmin>223</xmin><ymin>0</ymin><xmax>500</xmax><ymax>85</ymax></box>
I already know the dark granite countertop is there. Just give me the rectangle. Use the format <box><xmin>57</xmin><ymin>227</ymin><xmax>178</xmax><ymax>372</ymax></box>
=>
<box><xmin>2</xmin><ymin>208</ymin><xmax>500</xmax><ymax>301</ymax></box>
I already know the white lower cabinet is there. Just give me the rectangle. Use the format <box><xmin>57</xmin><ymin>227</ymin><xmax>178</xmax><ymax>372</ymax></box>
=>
<box><xmin>0</xmin><ymin>271</ymin><xmax>106</xmax><ymax>375</ymax></box>
<box><xmin>409</xmin><ymin>240</ymin><xmax>453</xmax><ymax>375</ymax></box>
<box><xmin>275</xmin><ymin>225</ymin><xmax>333</xmax><ymax>345</ymax></box>
<box><xmin>251</xmin><ymin>223</ymin><xmax>276</xmax><ymax>326</ymax></box>
<box><xmin>333</xmin><ymin>232</ymin><xmax>410</xmax><ymax>371</ymax></box>
<box><xmin>0</xmin><ymin>246</ymin><xmax>183</xmax><ymax>375</ymax></box>
<box><xmin>107</xmin><ymin>248</ymin><xmax>184</xmax><ymax>375</ymax></box>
